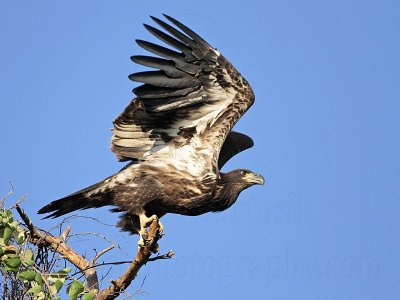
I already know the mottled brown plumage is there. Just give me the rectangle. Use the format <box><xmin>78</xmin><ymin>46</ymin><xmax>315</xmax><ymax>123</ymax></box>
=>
<box><xmin>38</xmin><ymin>15</ymin><xmax>264</xmax><ymax>238</ymax></box>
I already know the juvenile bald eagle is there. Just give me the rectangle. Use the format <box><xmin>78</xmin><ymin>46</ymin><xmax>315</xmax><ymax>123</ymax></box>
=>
<box><xmin>38</xmin><ymin>15</ymin><xmax>264</xmax><ymax>244</ymax></box>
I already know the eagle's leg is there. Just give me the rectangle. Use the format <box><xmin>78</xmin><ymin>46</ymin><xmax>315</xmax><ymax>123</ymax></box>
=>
<box><xmin>138</xmin><ymin>214</ymin><xmax>159</xmax><ymax>248</ymax></box>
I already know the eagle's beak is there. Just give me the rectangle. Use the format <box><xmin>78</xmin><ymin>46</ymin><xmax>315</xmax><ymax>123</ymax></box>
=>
<box><xmin>248</xmin><ymin>173</ymin><xmax>265</xmax><ymax>186</ymax></box>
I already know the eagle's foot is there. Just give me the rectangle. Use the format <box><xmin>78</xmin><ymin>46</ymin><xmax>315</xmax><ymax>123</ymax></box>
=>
<box><xmin>137</xmin><ymin>214</ymin><xmax>160</xmax><ymax>251</ymax></box>
<box><xmin>138</xmin><ymin>235</ymin><xmax>147</xmax><ymax>249</ymax></box>
<box><xmin>139</xmin><ymin>214</ymin><xmax>158</xmax><ymax>229</ymax></box>
<box><xmin>138</xmin><ymin>229</ymin><xmax>150</xmax><ymax>250</ymax></box>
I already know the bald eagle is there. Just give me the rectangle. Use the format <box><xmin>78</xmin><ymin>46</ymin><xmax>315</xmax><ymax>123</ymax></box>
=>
<box><xmin>38</xmin><ymin>15</ymin><xmax>264</xmax><ymax>245</ymax></box>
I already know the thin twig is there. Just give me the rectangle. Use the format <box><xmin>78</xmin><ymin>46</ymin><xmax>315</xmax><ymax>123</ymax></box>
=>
<box><xmin>91</xmin><ymin>245</ymin><xmax>116</xmax><ymax>265</ymax></box>
<box><xmin>10</xmin><ymin>193</ymin><xmax>28</xmax><ymax>209</ymax></box>
<box><xmin>70</xmin><ymin>260</ymin><xmax>133</xmax><ymax>277</ymax></box>
<box><xmin>70</xmin><ymin>231</ymin><xmax>119</xmax><ymax>249</ymax></box>
<box><xmin>61</xmin><ymin>214</ymin><xmax>116</xmax><ymax>227</ymax></box>
<box><xmin>1</xmin><ymin>181</ymin><xmax>14</xmax><ymax>206</ymax></box>
<box><xmin>60</xmin><ymin>226</ymin><xmax>71</xmax><ymax>241</ymax></box>
<box><xmin>147</xmin><ymin>250</ymin><xmax>175</xmax><ymax>262</ymax></box>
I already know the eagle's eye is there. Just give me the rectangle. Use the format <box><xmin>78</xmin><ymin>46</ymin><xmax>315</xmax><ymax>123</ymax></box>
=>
<box><xmin>240</xmin><ymin>170</ymin><xmax>247</xmax><ymax>176</ymax></box>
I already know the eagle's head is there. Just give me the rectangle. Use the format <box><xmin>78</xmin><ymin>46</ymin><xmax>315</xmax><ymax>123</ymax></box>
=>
<box><xmin>227</xmin><ymin>169</ymin><xmax>265</xmax><ymax>188</ymax></box>
<box><xmin>216</xmin><ymin>169</ymin><xmax>264</xmax><ymax>211</ymax></box>
<box><xmin>221</xmin><ymin>169</ymin><xmax>264</xmax><ymax>195</ymax></box>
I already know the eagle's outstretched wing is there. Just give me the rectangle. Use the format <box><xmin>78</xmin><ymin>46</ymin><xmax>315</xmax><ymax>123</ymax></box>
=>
<box><xmin>111</xmin><ymin>15</ymin><xmax>255</xmax><ymax>167</ymax></box>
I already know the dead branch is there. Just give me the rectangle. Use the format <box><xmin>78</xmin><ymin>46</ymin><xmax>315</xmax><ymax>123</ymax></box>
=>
<box><xmin>91</xmin><ymin>245</ymin><xmax>116</xmax><ymax>265</ymax></box>
<box><xmin>60</xmin><ymin>225</ymin><xmax>71</xmax><ymax>241</ymax></box>
<box><xmin>10</xmin><ymin>193</ymin><xmax>27</xmax><ymax>209</ymax></box>
<box><xmin>0</xmin><ymin>181</ymin><xmax>14</xmax><ymax>206</ymax></box>
<box><xmin>70</xmin><ymin>231</ymin><xmax>119</xmax><ymax>248</ymax></box>
<box><xmin>148</xmin><ymin>250</ymin><xmax>175</xmax><ymax>262</ymax></box>
<box><xmin>15</xmin><ymin>205</ymin><xmax>101</xmax><ymax>293</ymax></box>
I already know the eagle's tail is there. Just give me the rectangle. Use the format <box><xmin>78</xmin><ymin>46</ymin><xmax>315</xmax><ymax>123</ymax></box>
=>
<box><xmin>38</xmin><ymin>178</ymin><xmax>114</xmax><ymax>219</ymax></box>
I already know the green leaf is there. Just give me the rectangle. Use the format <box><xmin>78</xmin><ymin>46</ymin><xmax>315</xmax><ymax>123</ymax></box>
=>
<box><xmin>48</xmin><ymin>284</ymin><xmax>58</xmax><ymax>296</ymax></box>
<box><xmin>0</xmin><ymin>247</ymin><xmax>3</xmax><ymax>257</ymax></box>
<box><xmin>2</xmin><ymin>210</ymin><xmax>13</xmax><ymax>223</ymax></box>
<box><xmin>3</xmin><ymin>227</ymin><xmax>12</xmax><ymax>245</ymax></box>
<box><xmin>16</xmin><ymin>228</ymin><xmax>26</xmax><ymax>245</ymax></box>
<box><xmin>68</xmin><ymin>280</ymin><xmax>84</xmax><ymax>300</ymax></box>
<box><xmin>35</xmin><ymin>272</ymin><xmax>43</xmax><ymax>285</ymax></box>
<box><xmin>54</xmin><ymin>279</ymin><xmax>64</xmax><ymax>292</ymax></box>
<box><xmin>5</xmin><ymin>256</ymin><xmax>21</xmax><ymax>268</ymax></box>
<box><xmin>19</xmin><ymin>270</ymin><xmax>37</xmax><ymax>281</ymax></box>
<box><xmin>9</xmin><ymin>221</ymin><xmax>18</xmax><ymax>230</ymax></box>
<box><xmin>4</xmin><ymin>265</ymin><xmax>19</xmax><ymax>273</ymax></box>
<box><xmin>62</xmin><ymin>267</ymin><xmax>72</xmax><ymax>273</ymax></box>
<box><xmin>82</xmin><ymin>292</ymin><xmax>96</xmax><ymax>300</ymax></box>
<box><xmin>27</xmin><ymin>284</ymin><xmax>43</xmax><ymax>295</ymax></box>
<box><xmin>48</xmin><ymin>267</ymin><xmax>71</xmax><ymax>283</ymax></box>
<box><xmin>23</xmin><ymin>248</ymin><xmax>34</xmax><ymax>266</ymax></box>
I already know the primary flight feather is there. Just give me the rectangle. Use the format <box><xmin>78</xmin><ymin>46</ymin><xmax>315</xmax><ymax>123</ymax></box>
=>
<box><xmin>38</xmin><ymin>14</ymin><xmax>264</xmax><ymax>244</ymax></box>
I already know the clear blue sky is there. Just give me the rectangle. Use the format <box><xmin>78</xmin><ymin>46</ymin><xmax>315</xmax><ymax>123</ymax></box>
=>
<box><xmin>1</xmin><ymin>1</ymin><xmax>399</xmax><ymax>299</ymax></box>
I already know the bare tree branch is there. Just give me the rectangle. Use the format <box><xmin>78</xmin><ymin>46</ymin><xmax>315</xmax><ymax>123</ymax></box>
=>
<box><xmin>10</xmin><ymin>193</ymin><xmax>27</xmax><ymax>209</ymax></box>
<box><xmin>70</xmin><ymin>231</ymin><xmax>119</xmax><ymax>248</ymax></box>
<box><xmin>148</xmin><ymin>250</ymin><xmax>175</xmax><ymax>262</ymax></box>
<box><xmin>91</xmin><ymin>245</ymin><xmax>116</xmax><ymax>265</ymax></box>
<box><xmin>0</xmin><ymin>181</ymin><xmax>14</xmax><ymax>206</ymax></box>
<box><xmin>60</xmin><ymin>225</ymin><xmax>71</xmax><ymax>241</ymax></box>
<box><xmin>14</xmin><ymin>205</ymin><xmax>101</xmax><ymax>293</ymax></box>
